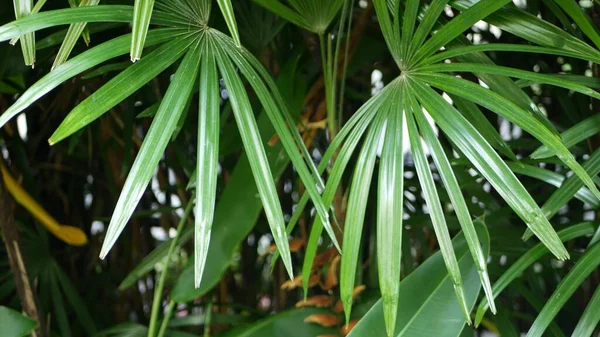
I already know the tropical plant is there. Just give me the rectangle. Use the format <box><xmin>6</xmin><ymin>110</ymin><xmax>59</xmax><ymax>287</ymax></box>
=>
<box><xmin>1</xmin><ymin>0</ymin><xmax>600</xmax><ymax>336</ymax></box>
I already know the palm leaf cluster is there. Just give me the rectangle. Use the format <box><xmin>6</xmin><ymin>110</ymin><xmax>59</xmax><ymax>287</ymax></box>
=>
<box><xmin>1</xmin><ymin>0</ymin><xmax>600</xmax><ymax>336</ymax></box>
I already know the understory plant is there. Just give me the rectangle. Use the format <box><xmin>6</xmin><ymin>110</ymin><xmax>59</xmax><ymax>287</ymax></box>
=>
<box><xmin>1</xmin><ymin>0</ymin><xmax>600</xmax><ymax>336</ymax></box>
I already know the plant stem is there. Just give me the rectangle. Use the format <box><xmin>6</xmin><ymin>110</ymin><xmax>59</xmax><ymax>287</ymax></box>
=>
<box><xmin>203</xmin><ymin>301</ymin><xmax>213</xmax><ymax>337</ymax></box>
<box><xmin>156</xmin><ymin>300</ymin><xmax>175</xmax><ymax>337</ymax></box>
<box><xmin>147</xmin><ymin>200</ymin><xmax>194</xmax><ymax>337</ymax></box>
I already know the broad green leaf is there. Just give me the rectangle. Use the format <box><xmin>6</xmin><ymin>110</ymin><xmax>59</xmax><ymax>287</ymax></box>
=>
<box><xmin>377</xmin><ymin>89</ymin><xmax>404</xmax><ymax>337</ymax></box>
<box><xmin>131</xmin><ymin>0</ymin><xmax>155</xmax><ymax>61</ymax></box>
<box><xmin>413</xmin><ymin>99</ymin><xmax>495</xmax><ymax>314</ymax></box>
<box><xmin>349</xmin><ymin>220</ymin><xmax>490</xmax><ymax>337</ymax></box>
<box><xmin>216</xmin><ymin>0</ymin><xmax>241</xmax><ymax>47</ymax></box>
<box><xmin>474</xmin><ymin>222</ymin><xmax>596</xmax><ymax>326</ymax></box>
<box><xmin>13</xmin><ymin>0</ymin><xmax>36</xmax><ymax>67</ymax></box>
<box><xmin>0</xmin><ymin>28</ymin><xmax>177</xmax><ymax>129</ymax></box>
<box><xmin>49</xmin><ymin>34</ymin><xmax>193</xmax><ymax>144</ymax></box>
<box><xmin>214</xmin><ymin>46</ymin><xmax>293</xmax><ymax>279</ymax></box>
<box><xmin>407</xmin><ymin>78</ymin><xmax>569</xmax><ymax>260</ymax></box>
<box><xmin>0</xmin><ymin>306</ymin><xmax>37</xmax><ymax>337</ymax></box>
<box><xmin>194</xmin><ymin>40</ymin><xmax>218</xmax><ymax>288</ymax></box>
<box><xmin>406</xmin><ymin>94</ymin><xmax>470</xmax><ymax>324</ymax></box>
<box><xmin>341</xmin><ymin>107</ymin><xmax>387</xmax><ymax>323</ymax></box>
<box><xmin>527</xmin><ymin>241</ymin><xmax>600</xmax><ymax>337</ymax></box>
<box><xmin>532</xmin><ymin>114</ymin><xmax>600</xmax><ymax>159</ymax></box>
<box><xmin>417</xmin><ymin>72</ymin><xmax>600</xmax><ymax>203</ymax></box>
<box><xmin>52</xmin><ymin>0</ymin><xmax>100</xmax><ymax>70</ymax></box>
<box><xmin>572</xmin><ymin>282</ymin><xmax>600</xmax><ymax>337</ymax></box>
<box><xmin>411</xmin><ymin>0</ymin><xmax>512</xmax><ymax>64</ymax></box>
<box><xmin>99</xmin><ymin>40</ymin><xmax>201</xmax><ymax>259</ymax></box>
<box><xmin>217</xmin><ymin>308</ymin><xmax>335</xmax><ymax>337</ymax></box>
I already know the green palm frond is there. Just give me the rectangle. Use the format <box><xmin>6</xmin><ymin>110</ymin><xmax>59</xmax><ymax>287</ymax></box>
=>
<box><xmin>0</xmin><ymin>0</ymin><xmax>331</xmax><ymax>290</ymax></box>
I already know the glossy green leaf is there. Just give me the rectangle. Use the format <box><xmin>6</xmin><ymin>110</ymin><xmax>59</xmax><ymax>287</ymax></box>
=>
<box><xmin>377</xmin><ymin>89</ymin><xmax>404</xmax><ymax>337</ymax></box>
<box><xmin>400</xmin><ymin>0</ymin><xmax>419</xmax><ymax>62</ymax></box>
<box><xmin>0</xmin><ymin>5</ymin><xmax>181</xmax><ymax>42</ymax></box>
<box><xmin>349</xmin><ymin>220</ymin><xmax>490</xmax><ymax>337</ymax></box>
<box><xmin>99</xmin><ymin>40</ymin><xmax>201</xmax><ymax>259</ymax></box>
<box><xmin>0</xmin><ymin>28</ymin><xmax>177</xmax><ymax>129</ymax></box>
<box><xmin>52</xmin><ymin>0</ymin><xmax>100</xmax><ymax>70</ymax></box>
<box><xmin>194</xmin><ymin>40</ymin><xmax>218</xmax><ymax>288</ymax></box>
<box><xmin>372</xmin><ymin>0</ymin><xmax>397</xmax><ymax>57</ymax></box>
<box><xmin>474</xmin><ymin>222</ymin><xmax>596</xmax><ymax>326</ymax></box>
<box><xmin>300</xmin><ymin>84</ymin><xmax>395</xmax><ymax>293</ymax></box>
<box><xmin>451</xmin><ymin>94</ymin><xmax>517</xmax><ymax>161</ymax></box>
<box><xmin>423</xmin><ymin>43</ymin><xmax>599</xmax><ymax>65</ymax></box>
<box><xmin>527</xmin><ymin>241</ymin><xmax>600</xmax><ymax>337</ymax></box>
<box><xmin>552</xmin><ymin>0</ymin><xmax>600</xmax><ymax>48</ymax></box>
<box><xmin>450</xmin><ymin>0</ymin><xmax>600</xmax><ymax>61</ymax></box>
<box><xmin>9</xmin><ymin>0</ymin><xmax>47</xmax><ymax>46</ymax></box>
<box><xmin>215</xmin><ymin>45</ymin><xmax>293</xmax><ymax>279</ymax></box>
<box><xmin>408</xmin><ymin>78</ymin><xmax>568</xmax><ymax>260</ymax></box>
<box><xmin>131</xmin><ymin>0</ymin><xmax>155</xmax><ymax>61</ymax></box>
<box><xmin>49</xmin><ymin>34</ymin><xmax>193</xmax><ymax>144</ymax></box>
<box><xmin>411</xmin><ymin>0</ymin><xmax>512</xmax><ymax>64</ymax></box>
<box><xmin>13</xmin><ymin>0</ymin><xmax>36</xmax><ymax>67</ymax></box>
<box><xmin>408</xmin><ymin>0</ymin><xmax>449</xmax><ymax>58</ymax></box>
<box><xmin>160</xmin><ymin>53</ymin><xmax>308</xmax><ymax>302</ymax></box>
<box><xmin>521</xmin><ymin>148</ymin><xmax>600</xmax><ymax>240</ymax></box>
<box><xmin>572</xmin><ymin>282</ymin><xmax>600</xmax><ymax>337</ymax></box>
<box><xmin>413</xmin><ymin>97</ymin><xmax>495</xmax><ymax>314</ymax></box>
<box><xmin>406</xmin><ymin>94</ymin><xmax>470</xmax><ymax>324</ymax></box>
<box><xmin>532</xmin><ymin>114</ymin><xmax>600</xmax><ymax>159</ymax></box>
<box><xmin>507</xmin><ymin>162</ymin><xmax>599</xmax><ymax>207</ymax></box>
<box><xmin>417</xmin><ymin>72</ymin><xmax>600</xmax><ymax>203</ymax></box>
<box><xmin>216</xmin><ymin>0</ymin><xmax>241</xmax><ymax>47</ymax></box>
<box><xmin>440</xmin><ymin>29</ymin><xmax>560</xmax><ymax>139</ymax></box>
<box><xmin>211</xmin><ymin>29</ymin><xmax>337</xmax><ymax>251</ymax></box>
<box><xmin>341</xmin><ymin>109</ymin><xmax>387</xmax><ymax>322</ymax></box>
<box><xmin>418</xmin><ymin>63</ymin><xmax>600</xmax><ymax>100</ymax></box>
<box><xmin>0</xmin><ymin>306</ymin><xmax>37</xmax><ymax>337</ymax></box>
